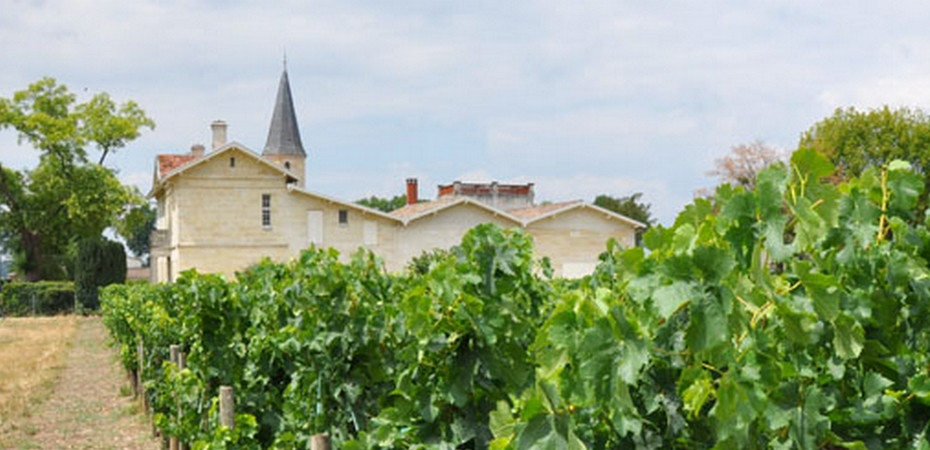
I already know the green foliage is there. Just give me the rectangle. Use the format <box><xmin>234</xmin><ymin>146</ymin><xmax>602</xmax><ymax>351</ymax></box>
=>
<box><xmin>800</xmin><ymin>105</ymin><xmax>930</xmax><ymax>215</ymax></box>
<box><xmin>75</xmin><ymin>237</ymin><xmax>126</xmax><ymax>310</ymax></box>
<box><xmin>103</xmin><ymin>153</ymin><xmax>930</xmax><ymax>448</ymax></box>
<box><xmin>593</xmin><ymin>193</ymin><xmax>654</xmax><ymax>226</ymax></box>
<box><xmin>0</xmin><ymin>281</ymin><xmax>74</xmax><ymax>316</ymax></box>
<box><xmin>356</xmin><ymin>194</ymin><xmax>407</xmax><ymax>212</ymax></box>
<box><xmin>102</xmin><ymin>225</ymin><xmax>553</xmax><ymax>449</ymax></box>
<box><xmin>0</xmin><ymin>77</ymin><xmax>150</xmax><ymax>280</ymax></box>
<box><xmin>406</xmin><ymin>247</ymin><xmax>453</xmax><ymax>275</ymax></box>
<box><xmin>115</xmin><ymin>200</ymin><xmax>156</xmax><ymax>261</ymax></box>
<box><xmin>593</xmin><ymin>193</ymin><xmax>653</xmax><ymax>246</ymax></box>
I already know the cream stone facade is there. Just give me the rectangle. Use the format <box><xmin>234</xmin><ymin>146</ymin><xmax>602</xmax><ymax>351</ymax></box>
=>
<box><xmin>149</xmin><ymin>68</ymin><xmax>645</xmax><ymax>282</ymax></box>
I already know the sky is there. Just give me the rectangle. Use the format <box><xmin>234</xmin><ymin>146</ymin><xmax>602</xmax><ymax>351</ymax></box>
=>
<box><xmin>3</xmin><ymin>1</ymin><xmax>930</xmax><ymax>225</ymax></box>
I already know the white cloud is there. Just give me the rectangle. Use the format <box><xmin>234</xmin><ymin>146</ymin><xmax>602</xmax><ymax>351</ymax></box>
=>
<box><xmin>5</xmin><ymin>0</ymin><xmax>930</xmax><ymax>228</ymax></box>
<box><xmin>819</xmin><ymin>76</ymin><xmax>930</xmax><ymax>111</ymax></box>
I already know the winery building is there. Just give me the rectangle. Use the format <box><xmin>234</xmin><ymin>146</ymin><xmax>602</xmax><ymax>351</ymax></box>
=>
<box><xmin>149</xmin><ymin>69</ymin><xmax>644</xmax><ymax>282</ymax></box>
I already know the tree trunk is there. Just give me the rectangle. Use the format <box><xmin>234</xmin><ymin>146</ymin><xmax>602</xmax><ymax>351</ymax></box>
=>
<box><xmin>21</xmin><ymin>229</ymin><xmax>43</xmax><ymax>281</ymax></box>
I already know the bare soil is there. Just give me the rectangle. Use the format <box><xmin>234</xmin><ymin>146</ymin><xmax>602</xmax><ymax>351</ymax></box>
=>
<box><xmin>1</xmin><ymin>316</ymin><xmax>159</xmax><ymax>449</ymax></box>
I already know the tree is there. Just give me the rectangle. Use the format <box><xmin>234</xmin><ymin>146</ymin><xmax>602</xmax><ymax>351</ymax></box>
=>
<box><xmin>115</xmin><ymin>200</ymin><xmax>156</xmax><ymax>264</ymax></box>
<box><xmin>799</xmin><ymin>106</ymin><xmax>930</xmax><ymax>212</ymax></box>
<box><xmin>74</xmin><ymin>237</ymin><xmax>126</xmax><ymax>310</ymax></box>
<box><xmin>594</xmin><ymin>193</ymin><xmax>654</xmax><ymax>247</ymax></box>
<box><xmin>707</xmin><ymin>140</ymin><xmax>784</xmax><ymax>190</ymax></box>
<box><xmin>594</xmin><ymin>193</ymin><xmax>654</xmax><ymax>226</ymax></box>
<box><xmin>356</xmin><ymin>194</ymin><xmax>407</xmax><ymax>212</ymax></box>
<box><xmin>0</xmin><ymin>78</ymin><xmax>152</xmax><ymax>280</ymax></box>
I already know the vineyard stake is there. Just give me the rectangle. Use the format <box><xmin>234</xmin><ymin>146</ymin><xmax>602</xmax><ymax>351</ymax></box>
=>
<box><xmin>137</xmin><ymin>337</ymin><xmax>149</xmax><ymax>413</ymax></box>
<box><xmin>310</xmin><ymin>433</ymin><xmax>331</xmax><ymax>450</ymax></box>
<box><xmin>169</xmin><ymin>345</ymin><xmax>180</xmax><ymax>450</ymax></box>
<box><xmin>179</xmin><ymin>351</ymin><xmax>188</xmax><ymax>450</ymax></box>
<box><xmin>219</xmin><ymin>386</ymin><xmax>235</xmax><ymax>429</ymax></box>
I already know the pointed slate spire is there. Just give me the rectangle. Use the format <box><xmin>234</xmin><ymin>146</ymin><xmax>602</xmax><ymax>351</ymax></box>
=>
<box><xmin>263</xmin><ymin>65</ymin><xmax>306</xmax><ymax>157</ymax></box>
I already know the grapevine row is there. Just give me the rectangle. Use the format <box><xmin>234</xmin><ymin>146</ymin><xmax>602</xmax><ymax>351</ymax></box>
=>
<box><xmin>103</xmin><ymin>149</ymin><xmax>930</xmax><ymax>448</ymax></box>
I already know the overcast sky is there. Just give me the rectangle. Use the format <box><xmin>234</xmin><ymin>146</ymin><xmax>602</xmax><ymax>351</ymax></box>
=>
<box><xmin>2</xmin><ymin>1</ymin><xmax>929</xmax><ymax>224</ymax></box>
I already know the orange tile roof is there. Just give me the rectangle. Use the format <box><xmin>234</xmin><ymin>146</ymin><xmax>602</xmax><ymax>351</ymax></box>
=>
<box><xmin>157</xmin><ymin>154</ymin><xmax>199</xmax><ymax>178</ymax></box>
<box><xmin>507</xmin><ymin>200</ymin><xmax>583</xmax><ymax>220</ymax></box>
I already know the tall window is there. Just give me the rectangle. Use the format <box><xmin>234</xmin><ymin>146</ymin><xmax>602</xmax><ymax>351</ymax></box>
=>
<box><xmin>262</xmin><ymin>194</ymin><xmax>271</xmax><ymax>227</ymax></box>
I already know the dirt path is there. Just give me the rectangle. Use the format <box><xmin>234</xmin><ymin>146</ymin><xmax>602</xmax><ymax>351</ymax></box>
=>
<box><xmin>9</xmin><ymin>317</ymin><xmax>159</xmax><ymax>450</ymax></box>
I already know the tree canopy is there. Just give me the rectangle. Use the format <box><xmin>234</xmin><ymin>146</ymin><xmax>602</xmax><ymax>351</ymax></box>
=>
<box><xmin>0</xmin><ymin>78</ymin><xmax>153</xmax><ymax>280</ymax></box>
<box><xmin>593</xmin><ymin>193</ymin><xmax>654</xmax><ymax>247</ymax></box>
<box><xmin>707</xmin><ymin>141</ymin><xmax>785</xmax><ymax>191</ymax></box>
<box><xmin>356</xmin><ymin>194</ymin><xmax>407</xmax><ymax>213</ymax></box>
<box><xmin>800</xmin><ymin>106</ymin><xmax>930</xmax><ymax>177</ymax></box>
<box><xmin>114</xmin><ymin>200</ymin><xmax>156</xmax><ymax>264</ymax></box>
<box><xmin>593</xmin><ymin>192</ymin><xmax>654</xmax><ymax>226</ymax></box>
<box><xmin>800</xmin><ymin>106</ymin><xmax>930</xmax><ymax>213</ymax></box>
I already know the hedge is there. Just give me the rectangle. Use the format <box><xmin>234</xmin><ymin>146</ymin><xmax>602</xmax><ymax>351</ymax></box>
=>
<box><xmin>1</xmin><ymin>281</ymin><xmax>75</xmax><ymax>316</ymax></box>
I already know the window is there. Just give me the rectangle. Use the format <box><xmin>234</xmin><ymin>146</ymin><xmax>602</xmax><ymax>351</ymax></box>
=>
<box><xmin>262</xmin><ymin>194</ymin><xmax>271</xmax><ymax>227</ymax></box>
<box><xmin>230</xmin><ymin>157</ymin><xmax>236</xmax><ymax>167</ymax></box>
<box><xmin>284</xmin><ymin>161</ymin><xmax>291</xmax><ymax>170</ymax></box>
<box><xmin>338</xmin><ymin>209</ymin><xmax>348</xmax><ymax>226</ymax></box>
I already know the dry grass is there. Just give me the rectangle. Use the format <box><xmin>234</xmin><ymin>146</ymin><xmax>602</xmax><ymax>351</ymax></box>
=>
<box><xmin>0</xmin><ymin>316</ymin><xmax>78</xmax><ymax>439</ymax></box>
<box><xmin>1</xmin><ymin>317</ymin><xmax>159</xmax><ymax>449</ymax></box>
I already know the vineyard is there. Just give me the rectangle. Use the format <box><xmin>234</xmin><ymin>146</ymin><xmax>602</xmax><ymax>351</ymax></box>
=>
<box><xmin>102</xmin><ymin>149</ymin><xmax>930</xmax><ymax>449</ymax></box>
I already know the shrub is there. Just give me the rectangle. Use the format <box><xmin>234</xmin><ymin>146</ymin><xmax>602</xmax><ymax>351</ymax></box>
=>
<box><xmin>75</xmin><ymin>237</ymin><xmax>127</xmax><ymax>310</ymax></box>
<box><xmin>1</xmin><ymin>281</ymin><xmax>75</xmax><ymax>316</ymax></box>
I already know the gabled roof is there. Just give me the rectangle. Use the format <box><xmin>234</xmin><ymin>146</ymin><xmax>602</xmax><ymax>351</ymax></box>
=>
<box><xmin>150</xmin><ymin>142</ymin><xmax>298</xmax><ymax>197</ymax></box>
<box><xmin>157</xmin><ymin>154</ymin><xmax>200</xmax><ymax>178</ymax></box>
<box><xmin>507</xmin><ymin>200</ymin><xmax>584</xmax><ymax>220</ymax></box>
<box><xmin>263</xmin><ymin>68</ymin><xmax>306</xmax><ymax>157</ymax></box>
<box><xmin>517</xmin><ymin>201</ymin><xmax>647</xmax><ymax>229</ymax></box>
<box><xmin>391</xmin><ymin>196</ymin><xmax>646</xmax><ymax>229</ymax></box>
<box><xmin>389</xmin><ymin>196</ymin><xmax>523</xmax><ymax>226</ymax></box>
<box><xmin>286</xmin><ymin>185</ymin><xmax>402</xmax><ymax>223</ymax></box>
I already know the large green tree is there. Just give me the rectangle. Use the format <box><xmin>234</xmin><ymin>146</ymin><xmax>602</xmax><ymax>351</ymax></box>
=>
<box><xmin>114</xmin><ymin>200</ymin><xmax>156</xmax><ymax>264</ymax></box>
<box><xmin>593</xmin><ymin>192</ymin><xmax>654</xmax><ymax>246</ymax></box>
<box><xmin>800</xmin><ymin>106</ymin><xmax>930</xmax><ymax>212</ymax></box>
<box><xmin>593</xmin><ymin>192</ymin><xmax>654</xmax><ymax>226</ymax></box>
<box><xmin>0</xmin><ymin>78</ymin><xmax>154</xmax><ymax>280</ymax></box>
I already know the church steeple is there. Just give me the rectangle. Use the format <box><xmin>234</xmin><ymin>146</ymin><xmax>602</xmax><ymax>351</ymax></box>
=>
<box><xmin>263</xmin><ymin>64</ymin><xmax>307</xmax><ymax>187</ymax></box>
<box><xmin>263</xmin><ymin>65</ymin><xmax>306</xmax><ymax>157</ymax></box>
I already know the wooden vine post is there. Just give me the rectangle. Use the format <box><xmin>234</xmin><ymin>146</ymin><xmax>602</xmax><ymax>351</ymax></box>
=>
<box><xmin>219</xmin><ymin>386</ymin><xmax>235</xmax><ymax>429</ymax></box>
<box><xmin>169</xmin><ymin>345</ymin><xmax>180</xmax><ymax>450</ymax></box>
<box><xmin>178</xmin><ymin>350</ymin><xmax>188</xmax><ymax>450</ymax></box>
<box><xmin>137</xmin><ymin>337</ymin><xmax>148</xmax><ymax>413</ymax></box>
<box><xmin>310</xmin><ymin>433</ymin><xmax>331</xmax><ymax>450</ymax></box>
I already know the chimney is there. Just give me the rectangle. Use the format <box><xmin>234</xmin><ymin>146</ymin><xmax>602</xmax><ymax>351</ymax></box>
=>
<box><xmin>406</xmin><ymin>178</ymin><xmax>418</xmax><ymax>205</ymax></box>
<box><xmin>190</xmin><ymin>144</ymin><xmax>205</xmax><ymax>157</ymax></box>
<box><xmin>211</xmin><ymin>120</ymin><xmax>228</xmax><ymax>150</ymax></box>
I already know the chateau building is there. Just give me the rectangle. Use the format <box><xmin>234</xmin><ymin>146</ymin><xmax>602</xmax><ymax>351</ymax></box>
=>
<box><xmin>149</xmin><ymin>69</ymin><xmax>644</xmax><ymax>282</ymax></box>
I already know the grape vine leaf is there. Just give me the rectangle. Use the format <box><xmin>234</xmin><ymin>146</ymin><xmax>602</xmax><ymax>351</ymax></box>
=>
<box><xmin>832</xmin><ymin>314</ymin><xmax>864</xmax><ymax>360</ymax></box>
